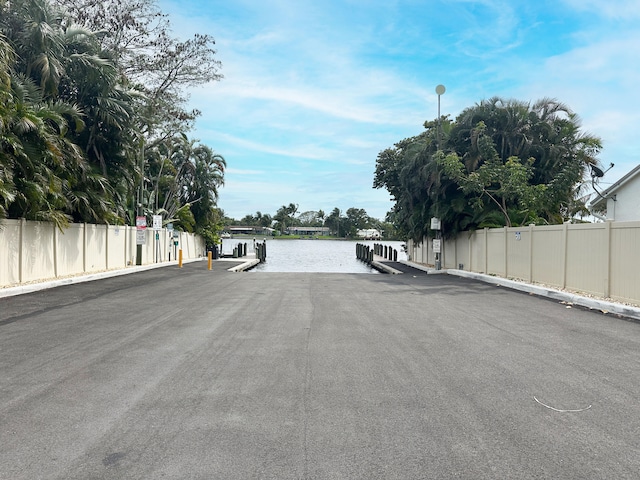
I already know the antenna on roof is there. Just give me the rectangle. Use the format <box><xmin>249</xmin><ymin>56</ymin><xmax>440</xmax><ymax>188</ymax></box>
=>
<box><xmin>591</xmin><ymin>163</ymin><xmax>614</xmax><ymax>199</ymax></box>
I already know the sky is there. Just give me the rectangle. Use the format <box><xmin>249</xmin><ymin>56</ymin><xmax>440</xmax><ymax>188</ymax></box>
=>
<box><xmin>159</xmin><ymin>0</ymin><xmax>640</xmax><ymax>221</ymax></box>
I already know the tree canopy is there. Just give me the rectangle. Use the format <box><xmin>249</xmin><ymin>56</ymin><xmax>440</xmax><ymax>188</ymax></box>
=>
<box><xmin>374</xmin><ymin>97</ymin><xmax>602</xmax><ymax>240</ymax></box>
<box><xmin>0</xmin><ymin>0</ymin><xmax>225</xmax><ymax>242</ymax></box>
<box><xmin>226</xmin><ymin>204</ymin><xmax>395</xmax><ymax>239</ymax></box>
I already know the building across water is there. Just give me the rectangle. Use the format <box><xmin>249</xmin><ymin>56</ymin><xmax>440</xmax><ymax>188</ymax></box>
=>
<box><xmin>227</xmin><ymin>226</ymin><xmax>276</xmax><ymax>236</ymax></box>
<box><xmin>285</xmin><ymin>226</ymin><xmax>330</xmax><ymax>236</ymax></box>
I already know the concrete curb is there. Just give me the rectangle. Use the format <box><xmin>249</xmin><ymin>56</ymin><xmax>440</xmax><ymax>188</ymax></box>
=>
<box><xmin>0</xmin><ymin>258</ymin><xmax>204</xmax><ymax>299</ymax></box>
<box><xmin>446</xmin><ymin>268</ymin><xmax>640</xmax><ymax>322</ymax></box>
<box><xmin>371</xmin><ymin>261</ymin><xmax>403</xmax><ymax>274</ymax></box>
<box><xmin>398</xmin><ymin>260</ymin><xmax>448</xmax><ymax>274</ymax></box>
<box><xmin>228</xmin><ymin>259</ymin><xmax>261</xmax><ymax>272</ymax></box>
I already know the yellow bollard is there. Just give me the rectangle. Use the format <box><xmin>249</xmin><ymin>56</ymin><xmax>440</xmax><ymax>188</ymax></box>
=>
<box><xmin>178</xmin><ymin>249</ymin><xmax>183</xmax><ymax>268</ymax></box>
<box><xmin>208</xmin><ymin>251</ymin><xmax>212</xmax><ymax>270</ymax></box>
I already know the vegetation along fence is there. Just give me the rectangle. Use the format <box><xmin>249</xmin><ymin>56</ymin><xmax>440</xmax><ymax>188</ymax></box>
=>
<box><xmin>0</xmin><ymin>219</ymin><xmax>205</xmax><ymax>287</ymax></box>
<box><xmin>407</xmin><ymin>221</ymin><xmax>640</xmax><ymax>305</ymax></box>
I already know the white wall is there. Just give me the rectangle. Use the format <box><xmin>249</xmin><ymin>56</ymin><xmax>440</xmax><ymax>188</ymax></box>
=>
<box><xmin>408</xmin><ymin>221</ymin><xmax>640</xmax><ymax>305</ymax></box>
<box><xmin>606</xmin><ymin>174</ymin><xmax>640</xmax><ymax>221</ymax></box>
<box><xmin>0</xmin><ymin>219</ymin><xmax>205</xmax><ymax>287</ymax></box>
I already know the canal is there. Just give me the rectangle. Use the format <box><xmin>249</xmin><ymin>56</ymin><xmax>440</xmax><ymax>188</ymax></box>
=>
<box><xmin>221</xmin><ymin>238</ymin><xmax>407</xmax><ymax>273</ymax></box>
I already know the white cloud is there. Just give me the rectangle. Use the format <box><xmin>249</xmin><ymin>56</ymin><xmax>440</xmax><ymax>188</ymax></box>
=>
<box><xmin>161</xmin><ymin>0</ymin><xmax>640</xmax><ymax>220</ymax></box>
<box><xmin>199</xmin><ymin>131</ymin><xmax>336</xmax><ymax>161</ymax></box>
<box><xmin>225</xmin><ymin>168</ymin><xmax>265</xmax><ymax>175</ymax></box>
<box><xmin>561</xmin><ymin>0</ymin><xmax>640</xmax><ymax>19</ymax></box>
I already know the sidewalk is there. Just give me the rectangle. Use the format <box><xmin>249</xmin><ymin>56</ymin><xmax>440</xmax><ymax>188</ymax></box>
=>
<box><xmin>0</xmin><ymin>255</ymin><xmax>259</xmax><ymax>299</ymax></box>
<box><xmin>397</xmin><ymin>260</ymin><xmax>640</xmax><ymax>322</ymax></box>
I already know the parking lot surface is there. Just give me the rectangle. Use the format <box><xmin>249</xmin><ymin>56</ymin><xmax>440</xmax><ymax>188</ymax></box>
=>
<box><xmin>1</xmin><ymin>264</ymin><xmax>638</xmax><ymax>479</ymax></box>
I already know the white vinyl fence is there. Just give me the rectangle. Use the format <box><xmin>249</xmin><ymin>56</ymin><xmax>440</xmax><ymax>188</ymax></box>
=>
<box><xmin>407</xmin><ymin>221</ymin><xmax>640</xmax><ymax>305</ymax></box>
<box><xmin>1</xmin><ymin>219</ymin><xmax>205</xmax><ymax>287</ymax></box>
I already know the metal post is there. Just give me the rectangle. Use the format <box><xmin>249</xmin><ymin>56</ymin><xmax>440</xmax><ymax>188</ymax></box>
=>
<box><xmin>136</xmin><ymin>140</ymin><xmax>144</xmax><ymax>265</ymax></box>
<box><xmin>435</xmin><ymin>84</ymin><xmax>445</xmax><ymax>151</ymax></box>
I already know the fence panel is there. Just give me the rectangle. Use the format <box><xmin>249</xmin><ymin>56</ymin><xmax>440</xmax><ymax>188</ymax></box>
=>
<box><xmin>487</xmin><ymin>229</ymin><xmax>506</xmax><ymax>276</ymax></box>
<box><xmin>22</xmin><ymin>221</ymin><xmax>55</xmax><ymax>283</ymax></box>
<box><xmin>106</xmin><ymin>225</ymin><xmax>128</xmax><ymax>269</ymax></box>
<box><xmin>0</xmin><ymin>219</ymin><xmax>21</xmax><ymax>285</ymax></box>
<box><xmin>85</xmin><ymin>224</ymin><xmax>107</xmax><ymax>272</ymax></box>
<box><xmin>470</xmin><ymin>230</ymin><xmax>486</xmax><ymax>272</ymax></box>
<box><xmin>610</xmin><ymin>222</ymin><xmax>640</xmax><ymax>303</ymax></box>
<box><xmin>460</xmin><ymin>235</ymin><xmax>471</xmax><ymax>270</ymax></box>
<box><xmin>56</xmin><ymin>223</ymin><xmax>84</xmax><ymax>277</ymax></box>
<box><xmin>1</xmin><ymin>220</ymin><xmax>204</xmax><ymax>287</ymax></box>
<box><xmin>530</xmin><ymin>225</ymin><xmax>565</xmax><ymax>288</ymax></box>
<box><xmin>409</xmin><ymin>221</ymin><xmax>640</xmax><ymax>304</ymax></box>
<box><xmin>505</xmin><ymin>226</ymin><xmax>531</xmax><ymax>281</ymax></box>
<box><xmin>565</xmin><ymin>223</ymin><xmax>608</xmax><ymax>297</ymax></box>
<box><xmin>444</xmin><ymin>235</ymin><xmax>470</xmax><ymax>270</ymax></box>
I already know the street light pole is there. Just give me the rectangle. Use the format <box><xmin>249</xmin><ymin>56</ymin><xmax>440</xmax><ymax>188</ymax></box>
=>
<box><xmin>434</xmin><ymin>84</ymin><xmax>446</xmax><ymax>270</ymax></box>
<box><xmin>136</xmin><ymin>139</ymin><xmax>144</xmax><ymax>265</ymax></box>
<box><xmin>435</xmin><ymin>84</ymin><xmax>446</xmax><ymax>150</ymax></box>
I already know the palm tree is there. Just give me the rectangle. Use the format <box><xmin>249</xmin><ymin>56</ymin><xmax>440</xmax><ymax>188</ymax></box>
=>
<box><xmin>60</xmin><ymin>29</ymin><xmax>137</xmax><ymax>224</ymax></box>
<box><xmin>188</xmin><ymin>143</ymin><xmax>226</xmax><ymax>221</ymax></box>
<box><xmin>1</xmin><ymin>0</ymin><xmax>134</xmax><ymax>225</ymax></box>
<box><xmin>148</xmin><ymin>134</ymin><xmax>225</xmax><ymax>233</ymax></box>
<box><xmin>5</xmin><ymin>74</ymin><xmax>86</xmax><ymax>227</ymax></box>
<box><xmin>0</xmin><ymin>33</ymin><xmax>16</xmax><ymax>218</ymax></box>
<box><xmin>325</xmin><ymin>208</ymin><xmax>343</xmax><ymax>237</ymax></box>
<box><xmin>317</xmin><ymin>209</ymin><xmax>326</xmax><ymax>227</ymax></box>
<box><xmin>4</xmin><ymin>0</ymin><xmax>68</xmax><ymax>98</ymax></box>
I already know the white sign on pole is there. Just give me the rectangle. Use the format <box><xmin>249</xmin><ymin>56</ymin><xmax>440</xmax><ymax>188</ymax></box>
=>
<box><xmin>433</xmin><ymin>239</ymin><xmax>441</xmax><ymax>253</ymax></box>
<box><xmin>152</xmin><ymin>215</ymin><xmax>162</xmax><ymax>231</ymax></box>
<box><xmin>430</xmin><ymin>217</ymin><xmax>441</xmax><ymax>230</ymax></box>
<box><xmin>136</xmin><ymin>229</ymin><xmax>146</xmax><ymax>245</ymax></box>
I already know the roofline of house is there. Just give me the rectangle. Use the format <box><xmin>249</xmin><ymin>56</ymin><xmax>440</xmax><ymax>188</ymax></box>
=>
<box><xmin>589</xmin><ymin>164</ymin><xmax>640</xmax><ymax>209</ymax></box>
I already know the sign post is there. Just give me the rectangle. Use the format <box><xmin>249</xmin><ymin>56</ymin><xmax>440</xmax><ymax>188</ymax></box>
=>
<box><xmin>152</xmin><ymin>215</ymin><xmax>162</xmax><ymax>263</ymax></box>
<box><xmin>431</xmin><ymin>217</ymin><xmax>442</xmax><ymax>270</ymax></box>
<box><xmin>167</xmin><ymin>223</ymin><xmax>174</xmax><ymax>260</ymax></box>
<box><xmin>135</xmin><ymin>216</ymin><xmax>146</xmax><ymax>265</ymax></box>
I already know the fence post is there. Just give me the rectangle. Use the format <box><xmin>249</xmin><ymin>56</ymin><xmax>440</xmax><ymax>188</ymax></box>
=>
<box><xmin>468</xmin><ymin>232</ymin><xmax>473</xmax><ymax>272</ymax></box>
<box><xmin>19</xmin><ymin>218</ymin><xmax>25</xmax><ymax>283</ymax></box>
<box><xmin>561</xmin><ymin>223</ymin><xmax>568</xmax><ymax>289</ymax></box>
<box><xmin>83</xmin><ymin>223</ymin><xmax>88</xmax><ymax>273</ymax></box>
<box><xmin>105</xmin><ymin>224</ymin><xmax>109</xmax><ymax>270</ymax></box>
<box><xmin>452</xmin><ymin>237</ymin><xmax>457</xmax><ymax>270</ymax></box>
<box><xmin>604</xmin><ymin>221</ymin><xmax>611</xmax><ymax>297</ymax></box>
<box><xmin>425</xmin><ymin>236</ymin><xmax>429</xmax><ymax>265</ymax></box>
<box><xmin>53</xmin><ymin>223</ymin><xmax>59</xmax><ymax>278</ymax></box>
<box><xmin>484</xmin><ymin>228</ymin><xmax>488</xmax><ymax>274</ymax></box>
<box><xmin>528</xmin><ymin>224</ymin><xmax>534</xmax><ymax>283</ymax></box>
<box><xmin>504</xmin><ymin>226</ymin><xmax>509</xmax><ymax>277</ymax></box>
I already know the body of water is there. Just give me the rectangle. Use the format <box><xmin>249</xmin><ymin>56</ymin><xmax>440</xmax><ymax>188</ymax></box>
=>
<box><xmin>221</xmin><ymin>238</ymin><xmax>407</xmax><ymax>273</ymax></box>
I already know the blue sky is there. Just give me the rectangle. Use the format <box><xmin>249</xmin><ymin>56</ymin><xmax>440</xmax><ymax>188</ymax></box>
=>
<box><xmin>159</xmin><ymin>0</ymin><xmax>640</xmax><ymax>221</ymax></box>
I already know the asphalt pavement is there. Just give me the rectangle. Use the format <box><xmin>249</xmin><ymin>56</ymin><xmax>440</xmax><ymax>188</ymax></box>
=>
<box><xmin>1</xmin><ymin>262</ymin><xmax>639</xmax><ymax>479</ymax></box>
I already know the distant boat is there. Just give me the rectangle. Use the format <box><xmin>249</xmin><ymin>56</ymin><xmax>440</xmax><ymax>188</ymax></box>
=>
<box><xmin>356</xmin><ymin>228</ymin><xmax>382</xmax><ymax>240</ymax></box>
